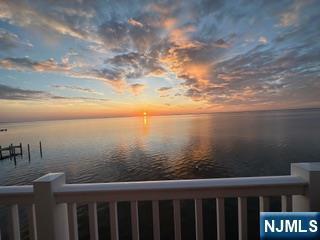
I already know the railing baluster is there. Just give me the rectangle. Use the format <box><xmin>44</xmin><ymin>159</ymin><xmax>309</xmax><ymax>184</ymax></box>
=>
<box><xmin>109</xmin><ymin>201</ymin><xmax>119</xmax><ymax>240</ymax></box>
<box><xmin>88</xmin><ymin>202</ymin><xmax>99</xmax><ymax>240</ymax></box>
<box><xmin>130</xmin><ymin>201</ymin><xmax>139</xmax><ymax>240</ymax></box>
<box><xmin>281</xmin><ymin>195</ymin><xmax>292</xmax><ymax>212</ymax></box>
<box><xmin>259</xmin><ymin>196</ymin><xmax>270</xmax><ymax>212</ymax></box>
<box><xmin>237</xmin><ymin>197</ymin><xmax>247</xmax><ymax>240</ymax></box>
<box><xmin>216</xmin><ymin>198</ymin><xmax>225</xmax><ymax>240</ymax></box>
<box><xmin>27</xmin><ymin>204</ymin><xmax>37</xmax><ymax>240</ymax></box>
<box><xmin>68</xmin><ymin>203</ymin><xmax>78</xmax><ymax>240</ymax></box>
<box><xmin>173</xmin><ymin>200</ymin><xmax>181</xmax><ymax>240</ymax></box>
<box><xmin>152</xmin><ymin>200</ymin><xmax>160</xmax><ymax>240</ymax></box>
<box><xmin>195</xmin><ymin>199</ymin><xmax>203</xmax><ymax>240</ymax></box>
<box><xmin>9</xmin><ymin>204</ymin><xmax>20</xmax><ymax>240</ymax></box>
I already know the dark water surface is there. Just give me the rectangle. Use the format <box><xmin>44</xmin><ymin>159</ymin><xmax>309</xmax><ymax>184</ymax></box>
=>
<box><xmin>0</xmin><ymin>109</ymin><xmax>320</xmax><ymax>239</ymax></box>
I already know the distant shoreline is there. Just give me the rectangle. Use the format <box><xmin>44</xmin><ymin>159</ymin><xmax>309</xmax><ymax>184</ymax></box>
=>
<box><xmin>0</xmin><ymin>106</ymin><xmax>319</xmax><ymax>125</ymax></box>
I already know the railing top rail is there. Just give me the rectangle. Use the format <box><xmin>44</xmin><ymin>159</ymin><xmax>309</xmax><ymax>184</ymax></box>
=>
<box><xmin>0</xmin><ymin>185</ymin><xmax>33</xmax><ymax>204</ymax></box>
<box><xmin>56</xmin><ymin>175</ymin><xmax>307</xmax><ymax>203</ymax></box>
<box><xmin>58</xmin><ymin>175</ymin><xmax>305</xmax><ymax>192</ymax></box>
<box><xmin>0</xmin><ymin>175</ymin><xmax>307</xmax><ymax>204</ymax></box>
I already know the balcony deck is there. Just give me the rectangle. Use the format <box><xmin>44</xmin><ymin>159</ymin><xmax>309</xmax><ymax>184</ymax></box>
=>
<box><xmin>0</xmin><ymin>162</ymin><xmax>319</xmax><ymax>240</ymax></box>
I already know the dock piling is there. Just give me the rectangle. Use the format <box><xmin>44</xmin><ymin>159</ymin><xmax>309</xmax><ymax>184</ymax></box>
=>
<box><xmin>13</xmin><ymin>147</ymin><xmax>17</xmax><ymax>165</ymax></box>
<box><xmin>39</xmin><ymin>141</ymin><xmax>43</xmax><ymax>158</ymax></box>
<box><xmin>28</xmin><ymin>144</ymin><xmax>31</xmax><ymax>161</ymax></box>
<box><xmin>19</xmin><ymin>143</ymin><xmax>23</xmax><ymax>156</ymax></box>
<box><xmin>10</xmin><ymin>144</ymin><xmax>13</xmax><ymax>160</ymax></box>
<box><xmin>13</xmin><ymin>145</ymin><xmax>16</xmax><ymax>161</ymax></box>
<box><xmin>0</xmin><ymin>142</ymin><xmax>40</xmax><ymax>162</ymax></box>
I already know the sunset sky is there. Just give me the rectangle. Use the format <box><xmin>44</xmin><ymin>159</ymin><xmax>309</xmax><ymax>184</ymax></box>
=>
<box><xmin>0</xmin><ymin>0</ymin><xmax>319</xmax><ymax>122</ymax></box>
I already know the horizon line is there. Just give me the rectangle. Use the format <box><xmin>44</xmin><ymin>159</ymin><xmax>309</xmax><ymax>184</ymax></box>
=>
<box><xmin>1</xmin><ymin>106</ymin><xmax>320</xmax><ymax>125</ymax></box>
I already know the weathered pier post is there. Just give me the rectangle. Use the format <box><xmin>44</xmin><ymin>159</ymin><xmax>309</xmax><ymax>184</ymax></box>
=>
<box><xmin>39</xmin><ymin>141</ymin><xmax>43</xmax><ymax>158</ymax></box>
<box><xmin>10</xmin><ymin>144</ymin><xmax>13</xmax><ymax>160</ymax></box>
<box><xmin>11</xmin><ymin>144</ymin><xmax>17</xmax><ymax>166</ymax></box>
<box><xmin>9</xmin><ymin>144</ymin><xmax>11</xmax><ymax>159</ymax></box>
<box><xmin>13</xmin><ymin>145</ymin><xmax>16</xmax><ymax>162</ymax></box>
<box><xmin>19</xmin><ymin>143</ymin><xmax>23</xmax><ymax>156</ymax></box>
<box><xmin>28</xmin><ymin>144</ymin><xmax>31</xmax><ymax>161</ymax></box>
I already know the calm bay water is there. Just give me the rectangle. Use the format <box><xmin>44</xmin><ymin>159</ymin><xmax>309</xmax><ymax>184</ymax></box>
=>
<box><xmin>0</xmin><ymin>109</ymin><xmax>320</xmax><ymax>239</ymax></box>
<box><xmin>1</xmin><ymin>108</ymin><xmax>320</xmax><ymax>185</ymax></box>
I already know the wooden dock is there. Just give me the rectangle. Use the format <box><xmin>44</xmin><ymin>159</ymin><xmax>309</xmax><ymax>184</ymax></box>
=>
<box><xmin>0</xmin><ymin>143</ymin><xmax>23</xmax><ymax>160</ymax></box>
<box><xmin>0</xmin><ymin>141</ymin><xmax>43</xmax><ymax>163</ymax></box>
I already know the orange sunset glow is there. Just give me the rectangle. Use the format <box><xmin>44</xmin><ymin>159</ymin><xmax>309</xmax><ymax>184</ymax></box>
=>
<box><xmin>0</xmin><ymin>0</ymin><xmax>319</xmax><ymax>122</ymax></box>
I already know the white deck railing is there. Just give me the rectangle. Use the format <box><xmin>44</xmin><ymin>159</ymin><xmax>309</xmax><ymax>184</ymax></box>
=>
<box><xmin>0</xmin><ymin>162</ymin><xmax>319</xmax><ymax>240</ymax></box>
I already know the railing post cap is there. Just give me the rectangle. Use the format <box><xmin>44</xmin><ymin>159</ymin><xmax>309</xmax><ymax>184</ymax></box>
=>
<box><xmin>34</xmin><ymin>173</ymin><xmax>65</xmax><ymax>183</ymax></box>
<box><xmin>33</xmin><ymin>172</ymin><xmax>69</xmax><ymax>240</ymax></box>
<box><xmin>291</xmin><ymin>162</ymin><xmax>320</xmax><ymax>172</ymax></box>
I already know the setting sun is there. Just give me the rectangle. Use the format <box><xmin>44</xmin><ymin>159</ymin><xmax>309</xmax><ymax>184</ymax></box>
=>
<box><xmin>143</xmin><ymin>111</ymin><xmax>147</xmax><ymax>116</ymax></box>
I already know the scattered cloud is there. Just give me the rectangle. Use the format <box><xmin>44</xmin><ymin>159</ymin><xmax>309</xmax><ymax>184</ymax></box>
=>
<box><xmin>157</xmin><ymin>86</ymin><xmax>173</xmax><ymax>97</ymax></box>
<box><xmin>184</xmin><ymin>42</ymin><xmax>320</xmax><ymax>106</ymax></box>
<box><xmin>128</xmin><ymin>18</ymin><xmax>144</xmax><ymax>28</ymax></box>
<box><xmin>0</xmin><ymin>28</ymin><xmax>33</xmax><ymax>50</ymax></box>
<box><xmin>0</xmin><ymin>84</ymin><xmax>109</xmax><ymax>102</ymax></box>
<box><xmin>280</xmin><ymin>12</ymin><xmax>298</xmax><ymax>27</ymax></box>
<box><xmin>129</xmin><ymin>83</ymin><xmax>145</xmax><ymax>96</ymax></box>
<box><xmin>0</xmin><ymin>84</ymin><xmax>51</xmax><ymax>100</ymax></box>
<box><xmin>158</xmin><ymin>87</ymin><xmax>172</xmax><ymax>92</ymax></box>
<box><xmin>213</xmin><ymin>39</ymin><xmax>231</xmax><ymax>48</ymax></box>
<box><xmin>258</xmin><ymin>36</ymin><xmax>268</xmax><ymax>44</ymax></box>
<box><xmin>0</xmin><ymin>0</ymin><xmax>100</xmax><ymax>43</ymax></box>
<box><xmin>0</xmin><ymin>57</ymin><xmax>71</xmax><ymax>72</ymax></box>
<box><xmin>51</xmin><ymin>85</ymin><xmax>103</xmax><ymax>95</ymax></box>
<box><xmin>106</xmin><ymin>52</ymin><xmax>165</xmax><ymax>79</ymax></box>
<box><xmin>0</xmin><ymin>57</ymin><xmax>126</xmax><ymax>91</ymax></box>
<box><xmin>278</xmin><ymin>1</ymin><xmax>307</xmax><ymax>27</ymax></box>
<box><xmin>0</xmin><ymin>0</ymin><xmax>319</xmax><ymax>111</ymax></box>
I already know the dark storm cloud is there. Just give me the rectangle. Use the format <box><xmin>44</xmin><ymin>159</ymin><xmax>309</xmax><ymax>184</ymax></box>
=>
<box><xmin>0</xmin><ymin>84</ymin><xmax>109</xmax><ymax>101</ymax></box>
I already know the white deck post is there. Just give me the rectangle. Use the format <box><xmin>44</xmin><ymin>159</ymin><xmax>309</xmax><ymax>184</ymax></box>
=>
<box><xmin>33</xmin><ymin>173</ymin><xmax>69</xmax><ymax>240</ymax></box>
<box><xmin>291</xmin><ymin>162</ymin><xmax>320</xmax><ymax>211</ymax></box>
